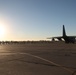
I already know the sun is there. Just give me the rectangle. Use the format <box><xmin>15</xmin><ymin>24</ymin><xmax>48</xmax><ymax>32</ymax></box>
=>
<box><xmin>0</xmin><ymin>25</ymin><xmax>5</xmax><ymax>37</ymax></box>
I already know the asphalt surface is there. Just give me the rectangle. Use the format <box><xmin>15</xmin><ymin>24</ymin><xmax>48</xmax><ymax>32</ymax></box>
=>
<box><xmin>0</xmin><ymin>43</ymin><xmax>76</xmax><ymax>75</ymax></box>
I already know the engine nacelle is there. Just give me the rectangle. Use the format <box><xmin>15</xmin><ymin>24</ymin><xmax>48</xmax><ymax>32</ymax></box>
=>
<box><xmin>52</xmin><ymin>38</ymin><xmax>55</xmax><ymax>41</ymax></box>
<box><xmin>57</xmin><ymin>38</ymin><xmax>62</xmax><ymax>41</ymax></box>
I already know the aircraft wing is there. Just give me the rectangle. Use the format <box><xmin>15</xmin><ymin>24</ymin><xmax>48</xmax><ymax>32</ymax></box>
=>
<box><xmin>47</xmin><ymin>36</ymin><xmax>63</xmax><ymax>41</ymax></box>
<box><xmin>47</xmin><ymin>36</ymin><xmax>62</xmax><ymax>39</ymax></box>
<box><xmin>67</xmin><ymin>36</ymin><xmax>76</xmax><ymax>38</ymax></box>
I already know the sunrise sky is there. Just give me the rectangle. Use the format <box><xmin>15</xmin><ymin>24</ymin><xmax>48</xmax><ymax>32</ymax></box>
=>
<box><xmin>0</xmin><ymin>0</ymin><xmax>76</xmax><ymax>41</ymax></box>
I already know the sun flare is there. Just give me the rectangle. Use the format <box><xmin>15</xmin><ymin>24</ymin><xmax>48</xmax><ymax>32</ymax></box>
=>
<box><xmin>0</xmin><ymin>25</ymin><xmax>6</xmax><ymax>38</ymax></box>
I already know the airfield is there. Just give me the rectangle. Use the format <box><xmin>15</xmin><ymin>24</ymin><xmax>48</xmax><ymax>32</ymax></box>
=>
<box><xmin>0</xmin><ymin>41</ymin><xmax>76</xmax><ymax>75</ymax></box>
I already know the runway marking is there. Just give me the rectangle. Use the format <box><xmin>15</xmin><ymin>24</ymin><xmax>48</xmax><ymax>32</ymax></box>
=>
<box><xmin>19</xmin><ymin>52</ymin><xmax>76</xmax><ymax>75</ymax></box>
<box><xmin>0</xmin><ymin>52</ymin><xmax>76</xmax><ymax>75</ymax></box>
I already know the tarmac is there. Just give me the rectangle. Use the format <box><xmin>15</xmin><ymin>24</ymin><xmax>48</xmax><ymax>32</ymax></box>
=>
<box><xmin>0</xmin><ymin>42</ymin><xmax>76</xmax><ymax>75</ymax></box>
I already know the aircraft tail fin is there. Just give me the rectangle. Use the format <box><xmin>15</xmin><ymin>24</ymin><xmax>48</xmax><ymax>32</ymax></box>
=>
<box><xmin>63</xmin><ymin>25</ymin><xmax>66</xmax><ymax>36</ymax></box>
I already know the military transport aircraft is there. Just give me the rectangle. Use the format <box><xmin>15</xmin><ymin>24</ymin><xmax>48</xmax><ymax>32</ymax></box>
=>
<box><xmin>47</xmin><ymin>25</ymin><xmax>76</xmax><ymax>43</ymax></box>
